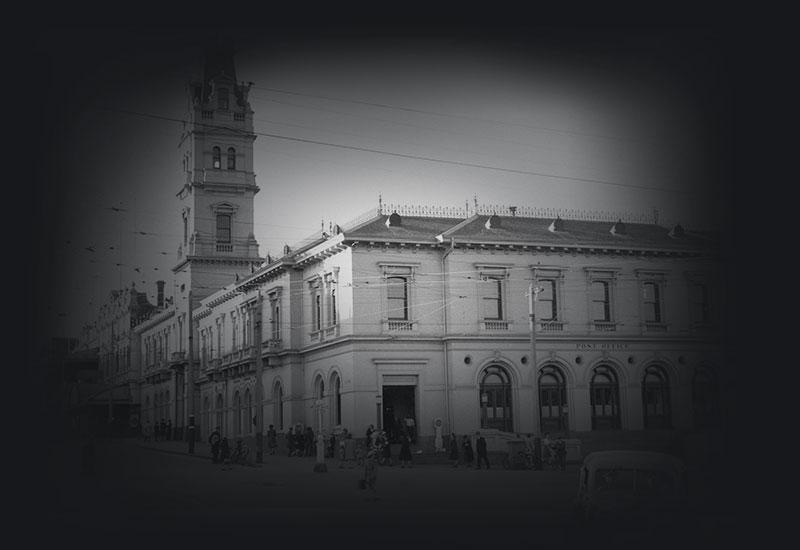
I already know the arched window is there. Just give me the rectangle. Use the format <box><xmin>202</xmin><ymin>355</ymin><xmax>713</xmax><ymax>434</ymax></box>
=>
<box><xmin>227</xmin><ymin>147</ymin><xmax>236</xmax><ymax>170</ymax></box>
<box><xmin>215</xmin><ymin>394</ymin><xmax>224</xmax><ymax>435</ymax></box>
<box><xmin>244</xmin><ymin>389</ymin><xmax>252</xmax><ymax>434</ymax></box>
<box><xmin>539</xmin><ymin>365</ymin><xmax>568</xmax><ymax>434</ymax></box>
<box><xmin>479</xmin><ymin>365</ymin><xmax>513</xmax><ymax>432</ymax></box>
<box><xmin>331</xmin><ymin>373</ymin><xmax>342</xmax><ymax>426</ymax></box>
<box><xmin>233</xmin><ymin>392</ymin><xmax>241</xmax><ymax>435</ymax></box>
<box><xmin>642</xmin><ymin>365</ymin><xmax>671</xmax><ymax>429</ymax></box>
<box><xmin>590</xmin><ymin>365</ymin><xmax>621</xmax><ymax>430</ymax></box>
<box><xmin>273</xmin><ymin>382</ymin><xmax>284</xmax><ymax>431</ymax></box>
<box><xmin>692</xmin><ymin>366</ymin><xmax>720</xmax><ymax>430</ymax></box>
<box><xmin>315</xmin><ymin>376</ymin><xmax>325</xmax><ymax>400</ymax></box>
<box><xmin>212</xmin><ymin>146</ymin><xmax>221</xmax><ymax>169</ymax></box>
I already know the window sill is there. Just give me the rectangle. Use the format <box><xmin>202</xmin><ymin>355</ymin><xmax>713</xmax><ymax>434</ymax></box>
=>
<box><xmin>644</xmin><ymin>322</ymin><xmax>668</xmax><ymax>332</ymax></box>
<box><xmin>592</xmin><ymin>321</ymin><xmax>617</xmax><ymax>332</ymax></box>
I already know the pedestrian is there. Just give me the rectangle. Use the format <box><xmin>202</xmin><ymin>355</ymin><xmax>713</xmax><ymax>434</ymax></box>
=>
<box><xmin>475</xmin><ymin>431</ymin><xmax>490</xmax><ymax>470</ymax></box>
<box><xmin>399</xmin><ymin>433</ymin><xmax>413</xmax><ymax>468</ymax></box>
<box><xmin>165</xmin><ymin>419</ymin><xmax>172</xmax><ymax>441</ymax></box>
<box><xmin>448</xmin><ymin>432</ymin><xmax>459</xmax><ymax>467</ymax></box>
<box><xmin>220</xmin><ymin>437</ymin><xmax>231</xmax><ymax>468</ymax></box>
<box><xmin>208</xmin><ymin>427</ymin><xmax>221</xmax><ymax>463</ymax></box>
<box><xmin>153</xmin><ymin>419</ymin><xmax>160</xmax><ymax>442</ymax></box>
<box><xmin>338</xmin><ymin>429</ymin><xmax>348</xmax><ymax>467</ymax></box>
<box><xmin>462</xmin><ymin>435</ymin><xmax>474</xmax><ymax>467</ymax></box>
<box><xmin>555</xmin><ymin>438</ymin><xmax>567</xmax><ymax>471</ymax></box>
<box><xmin>327</xmin><ymin>432</ymin><xmax>336</xmax><ymax>458</ymax></box>
<box><xmin>344</xmin><ymin>431</ymin><xmax>357</xmax><ymax>468</ymax></box>
<box><xmin>404</xmin><ymin>415</ymin><xmax>416</xmax><ymax>444</ymax></box>
<box><xmin>142</xmin><ymin>420</ymin><xmax>152</xmax><ymax>443</ymax></box>
<box><xmin>305</xmin><ymin>426</ymin><xmax>315</xmax><ymax>457</ymax></box>
<box><xmin>159</xmin><ymin>419</ymin><xmax>167</xmax><ymax>442</ymax></box>
<box><xmin>267</xmin><ymin>424</ymin><xmax>277</xmax><ymax>455</ymax></box>
<box><xmin>286</xmin><ymin>427</ymin><xmax>295</xmax><ymax>457</ymax></box>
<box><xmin>362</xmin><ymin>448</ymin><xmax>378</xmax><ymax>501</ymax></box>
<box><xmin>295</xmin><ymin>426</ymin><xmax>305</xmax><ymax>457</ymax></box>
<box><xmin>380</xmin><ymin>431</ymin><xmax>392</xmax><ymax>466</ymax></box>
<box><xmin>365</xmin><ymin>424</ymin><xmax>374</xmax><ymax>448</ymax></box>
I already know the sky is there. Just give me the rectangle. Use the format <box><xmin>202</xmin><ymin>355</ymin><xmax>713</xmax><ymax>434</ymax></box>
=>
<box><xmin>30</xmin><ymin>25</ymin><xmax>732</xmax><ymax>342</ymax></box>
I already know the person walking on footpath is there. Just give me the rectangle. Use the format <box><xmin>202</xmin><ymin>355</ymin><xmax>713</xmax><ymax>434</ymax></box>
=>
<box><xmin>462</xmin><ymin>435</ymin><xmax>474</xmax><ymax>468</ymax></box>
<box><xmin>398</xmin><ymin>433</ymin><xmax>413</xmax><ymax>468</ymax></box>
<box><xmin>142</xmin><ymin>420</ymin><xmax>152</xmax><ymax>443</ymax></box>
<box><xmin>448</xmin><ymin>432</ymin><xmax>459</xmax><ymax>467</ymax></box>
<box><xmin>286</xmin><ymin>427</ymin><xmax>295</xmax><ymax>457</ymax></box>
<box><xmin>159</xmin><ymin>419</ymin><xmax>167</xmax><ymax>442</ymax></box>
<box><xmin>208</xmin><ymin>427</ymin><xmax>221</xmax><ymax>463</ymax></box>
<box><xmin>475</xmin><ymin>431</ymin><xmax>490</xmax><ymax>470</ymax></box>
<box><xmin>343</xmin><ymin>431</ymin><xmax>357</xmax><ymax>468</ymax></box>
<box><xmin>220</xmin><ymin>437</ymin><xmax>231</xmax><ymax>469</ymax></box>
<box><xmin>165</xmin><ymin>419</ymin><xmax>172</xmax><ymax>441</ymax></box>
<box><xmin>305</xmin><ymin>426</ymin><xmax>315</xmax><ymax>457</ymax></box>
<box><xmin>267</xmin><ymin>424</ymin><xmax>277</xmax><ymax>455</ymax></box>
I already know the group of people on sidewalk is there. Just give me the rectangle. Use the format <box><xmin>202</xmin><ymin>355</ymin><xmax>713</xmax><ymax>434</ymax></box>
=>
<box><xmin>141</xmin><ymin>419</ymin><xmax>174</xmax><ymax>442</ymax></box>
<box><xmin>447</xmin><ymin>432</ymin><xmax>491</xmax><ymax>469</ymax></box>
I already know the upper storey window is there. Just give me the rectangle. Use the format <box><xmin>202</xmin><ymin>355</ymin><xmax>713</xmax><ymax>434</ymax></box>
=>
<box><xmin>212</xmin><ymin>146</ymin><xmax>221</xmax><ymax>169</ymax></box>
<box><xmin>216</xmin><ymin>214</ymin><xmax>231</xmax><ymax>243</ymax></box>
<box><xmin>227</xmin><ymin>147</ymin><xmax>236</xmax><ymax>170</ymax></box>
<box><xmin>218</xmin><ymin>88</ymin><xmax>229</xmax><ymax>110</ymax></box>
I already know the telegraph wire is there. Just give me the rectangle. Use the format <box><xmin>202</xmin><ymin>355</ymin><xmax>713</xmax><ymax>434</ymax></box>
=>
<box><xmin>103</xmin><ymin>108</ymin><xmax>693</xmax><ymax>196</ymax></box>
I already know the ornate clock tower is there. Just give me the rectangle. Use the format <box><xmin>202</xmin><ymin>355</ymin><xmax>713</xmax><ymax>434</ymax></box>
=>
<box><xmin>173</xmin><ymin>44</ymin><xmax>263</xmax><ymax>309</ymax></box>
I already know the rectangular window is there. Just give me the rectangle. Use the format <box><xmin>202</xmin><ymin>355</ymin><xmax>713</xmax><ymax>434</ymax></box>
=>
<box><xmin>480</xmin><ymin>276</ymin><xmax>504</xmax><ymax>320</ymax></box>
<box><xmin>270</xmin><ymin>299</ymin><xmax>280</xmax><ymax>340</ymax></box>
<box><xmin>314</xmin><ymin>293</ymin><xmax>322</xmax><ymax>331</ymax></box>
<box><xmin>591</xmin><ymin>281</ymin><xmax>611</xmax><ymax>322</ymax></box>
<box><xmin>536</xmin><ymin>279</ymin><xmax>557</xmax><ymax>321</ymax></box>
<box><xmin>216</xmin><ymin>214</ymin><xmax>231</xmax><ymax>243</ymax></box>
<box><xmin>387</xmin><ymin>276</ymin><xmax>408</xmax><ymax>320</ymax></box>
<box><xmin>643</xmin><ymin>282</ymin><xmax>662</xmax><ymax>323</ymax></box>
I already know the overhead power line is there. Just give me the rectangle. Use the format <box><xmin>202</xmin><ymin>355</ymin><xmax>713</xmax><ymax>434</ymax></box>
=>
<box><xmin>105</xmin><ymin>108</ymin><xmax>693</xmax><ymax>195</ymax></box>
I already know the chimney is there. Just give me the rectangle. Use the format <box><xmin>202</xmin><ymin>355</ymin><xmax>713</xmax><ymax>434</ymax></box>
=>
<box><xmin>156</xmin><ymin>280</ymin><xmax>165</xmax><ymax>308</ymax></box>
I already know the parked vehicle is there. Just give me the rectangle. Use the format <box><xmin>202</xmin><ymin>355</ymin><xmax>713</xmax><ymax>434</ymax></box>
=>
<box><xmin>574</xmin><ymin>450</ymin><xmax>688</xmax><ymax>526</ymax></box>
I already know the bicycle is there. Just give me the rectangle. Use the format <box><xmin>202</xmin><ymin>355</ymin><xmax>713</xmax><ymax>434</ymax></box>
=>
<box><xmin>230</xmin><ymin>441</ymin><xmax>250</xmax><ymax>465</ymax></box>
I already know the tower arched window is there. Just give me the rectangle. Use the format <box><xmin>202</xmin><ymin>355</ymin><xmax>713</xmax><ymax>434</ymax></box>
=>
<box><xmin>642</xmin><ymin>365</ymin><xmax>671</xmax><ymax>429</ymax></box>
<box><xmin>479</xmin><ymin>365</ymin><xmax>513</xmax><ymax>432</ymax></box>
<box><xmin>216</xmin><ymin>214</ymin><xmax>231</xmax><ymax>243</ymax></box>
<box><xmin>218</xmin><ymin>88</ymin><xmax>229</xmax><ymax>110</ymax></box>
<box><xmin>227</xmin><ymin>147</ymin><xmax>236</xmax><ymax>170</ymax></box>
<box><xmin>539</xmin><ymin>365</ymin><xmax>568</xmax><ymax>435</ymax></box>
<box><xmin>590</xmin><ymin>365</ymin><xmax>621</xmax><ymax>430</ymax></box>
<box><xmin>212</xmin><ymin>146</ymin><xmax>221</xmax><ymax>169</ymax></box>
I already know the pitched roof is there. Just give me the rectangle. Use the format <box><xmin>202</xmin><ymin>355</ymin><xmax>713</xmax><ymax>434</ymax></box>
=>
<box><xmin>343</xmin><ymin>213</ymin><xmax>717</xmax><ymax>253</ymax></box>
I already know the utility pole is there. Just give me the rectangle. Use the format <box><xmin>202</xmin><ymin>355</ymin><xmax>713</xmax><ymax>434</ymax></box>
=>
<box><xmin>254</xmin><ymin>290</ymin><xmax>264</xmax><ymax>464</ymax></box>
<box><xmin>528</xmin><ymin>282</ymin><xmax>543</xmax><ymax>429</ymax></box>
<box><xmin>186</xmin><ymin>289</ymin><xmax>195</xmax><ymax>453</ymax></box>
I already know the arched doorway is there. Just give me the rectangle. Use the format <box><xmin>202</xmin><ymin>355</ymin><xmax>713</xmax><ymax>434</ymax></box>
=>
<box><xmin>642</xmin><ymin>364</ymin><xmax>671</xmax><ymax>429</ymax></box>
<box><xmin>590</xmin><ymin>365</ymin><xmax>621</xmax><ymax>430</ymax></box>
<box><xmin>539</xmin><ymin>364</ymin><xmax>568</xmax><ymax>435</ymax></box>
<box><xmin>479</xmin><ymin>365</ymin><xmax>513</xmax><ymax>432</ymax></box>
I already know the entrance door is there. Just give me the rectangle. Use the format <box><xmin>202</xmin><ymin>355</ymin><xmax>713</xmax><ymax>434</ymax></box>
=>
<box><xmin>382</xmin><ymin>385</ymin><xmax>415</xmax><ymax>443</ymax></box>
